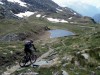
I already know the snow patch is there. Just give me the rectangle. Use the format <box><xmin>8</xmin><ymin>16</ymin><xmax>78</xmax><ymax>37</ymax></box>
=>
<box><xmin>74</xmin><ymin>13</ymin><xmax>77</xmax><ymax>15</ymax></box>
<box><xmin>68</xmin><ymin>17</ymin><xmax>73</xmax><ymax>20</ymax></box>
<box><xmin>59</xmin><ymin>19</ymin><xmax>68</xmax><ymax>23</ymax></box>
<box><xmin>36</xmin><ymin>14</ymin><xmax>41</xmax><ymax>18</ymax></box>
<box><xmin>15</xmin><ymin>11</ymin><xmax>36</xmax><ymax>18</ymax></box>
<box><xmin>42</xmin><ymin>15</ymin><xmax>46</xmax><ymax>18</ymax></box>
<box><xmin>47</xmin><ymin>18</ymin><xmax>68</xmax><ymax>23</ymax></box>
<box><xmin>7</xmin><ymin>0</ymin><xmax>27</xmax><ymax>7</ymax></box>
<box><xmin>56</xmin><ymin>8</ymin><xmax>63</xmax><ymax>11</ymax></box>
<box><xmin>0</xmin><ymin>1</ymin><xmax>4</xmax><ymax>4</ymax></box>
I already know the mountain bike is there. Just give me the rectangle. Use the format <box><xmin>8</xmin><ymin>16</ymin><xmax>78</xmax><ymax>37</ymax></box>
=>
<box><xmin>19</xmin><ymin>53</ymin><xmax>37</xmax><ymax>67</ymax></box>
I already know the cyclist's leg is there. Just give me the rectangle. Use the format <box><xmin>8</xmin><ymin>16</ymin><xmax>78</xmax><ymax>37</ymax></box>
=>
<box><xmin>24</xmin><ymin>48</ymin><xmax>28</xmax><ymax>56</ymax></box>
<box><xmin>28</xmin><ymin>49</ymin><xmax>35</xmax><ymax>61</ymax></box>
<box><xmin>27</xmin><ymin>49</ymin><xmax>32</xmax><ymax>60</ymax></box>
<box><xmin>28</xmin><ymin>49</ymin><xmax>33</xmax><ymax>55</ymax></box>
<box><xmin>30</xmin><ymin>49</ymin><xmax>35</xmax><ymax>58</ymax></box>
<box><xmin>24</xmin><ymin>49</ymin><xmax>31</xmax><ymax>61</ymax></box>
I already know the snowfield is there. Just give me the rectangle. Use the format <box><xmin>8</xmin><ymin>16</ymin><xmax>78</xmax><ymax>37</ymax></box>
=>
<box><xmin>36</xmin><ymin>14</ymin><xmax>41</xmax><ymax>18</ymax></box>
<box><xmin>47</xmin><ymin>18</ymin><xmax>68</xmax><ymax>23</ymax></box>
<box><xmin>56</xmin><ymin>8</ymin><xmax>63</xmax><ymax>11</ymax></box>
<box><xmin>68</xmin><ymin>17</ymin><xmax>73</xmax><ymax>20</ymax></box>
<box><xmin>74</xmin><ymin>13</ymin><xmax>77</xmax><ymax>15</ymax></box>
<box><xmin>0</xmin><ymin>1</ymin><xmax>4</xmax><ymax>4</ymax></box>
<box><xmin>7</xmin><ymin>0</ymin><xmax>27</xmax><ymax>7</ymax></box>
<box><xmin>15</xmin><ymin>11</ymin><xmax>36</xmax><ymax>18</ymax></box>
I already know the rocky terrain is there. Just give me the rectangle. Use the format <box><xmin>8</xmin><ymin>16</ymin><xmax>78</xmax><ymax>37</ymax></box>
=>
<box><xmin>0</xmin><ymin>0</ymin><xmax>95</xmax><ymax>24</ymax></box>
<box><xmin>0</xmin><ymin>19</ymin><xmax>100</xmax><ymax>75</ymax></box>
<box><xmin>0</xmin><ymin>0</ymin><xmax>100</xmax><ymax>75</ymax></box>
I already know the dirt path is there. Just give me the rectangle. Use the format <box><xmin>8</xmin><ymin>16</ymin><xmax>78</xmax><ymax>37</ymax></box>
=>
<box><xmin>2</xmin><ymin>31</ymin><xmax>53</xmax><ymax>75</ymax></box>
<box><xmin>2</xmin><ymin>47</ymin><xmax>54</xmax><ymax>75</ymax></box>
<box><xmin>36</xmin><ymin>48</ymin><xmax>54</xmax><ymax>61</ymax></box>
<box><xmin>2</xmin><ymin>65</ymin><xmax>20</xmax><ymax>75</ymax></box>
<box><xmin>2</xmin><ymin>30</ymin><xmax>56</xmax><ymax>75</ymax></box>
<box><xmin>39</xmin><ymin>31</ymin><xmax>51</xmax><ymax>40</ymax></box>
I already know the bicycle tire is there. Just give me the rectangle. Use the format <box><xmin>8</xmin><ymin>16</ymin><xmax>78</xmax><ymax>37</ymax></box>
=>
<box><xmin>19</xmin><ymin>57</ymin><xmax>26</xmax><ymax>67</ymax></box>
<box><xmin>19</xmin><ymin>56</ymin><xmax>31</xmax><ymax>67</ymax></box>
<box><xmin>30</xmin><ymin>55</ymin><xmax>37</xmax><ymax>64</ymax></box>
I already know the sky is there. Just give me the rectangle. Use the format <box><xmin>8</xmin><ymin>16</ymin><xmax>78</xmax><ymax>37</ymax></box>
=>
<box><xmin>52</xmin><ymin>0</ymin><xmax>100</xmax><ymax>17</ymax></box>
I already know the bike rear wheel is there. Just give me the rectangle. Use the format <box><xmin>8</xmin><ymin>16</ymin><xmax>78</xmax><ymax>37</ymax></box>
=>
<box><xmin>30</xmin><ymin>55</ymin><xmax>37</xmax><ymax>64</ymax></box>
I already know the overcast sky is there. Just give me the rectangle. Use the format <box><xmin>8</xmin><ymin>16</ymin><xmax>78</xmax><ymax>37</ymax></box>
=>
<box><xmin>52</xmin><ymin>0</ymin><xmax>100</xmax><ymax>17</ymax></box>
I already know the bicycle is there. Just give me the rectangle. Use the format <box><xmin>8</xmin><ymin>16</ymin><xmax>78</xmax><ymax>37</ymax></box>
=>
<box><xmin>19</xmin><ymin>53</ymin><xmax>37</xmax><ymax>67</ymax></box>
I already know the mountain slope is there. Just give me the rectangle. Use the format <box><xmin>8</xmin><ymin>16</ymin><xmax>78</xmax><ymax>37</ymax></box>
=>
<box><xmin>1</xmin><ymin>23</ymin><xmax>100</xmax><ymax>75</ymax></box>
<box><xmin>93</xmin><ymin>14</ymin><xmax>100</xmax><ymax>23</ymax></box>
<box><xmin>0</xmin><ymin>0</ymin><xmax>99</xmax><ymax>75</ymax></box>
<box><xmin>0</xmin><ymin>0</ymin><xmax>95</xmax><ymax>24</ymax></box>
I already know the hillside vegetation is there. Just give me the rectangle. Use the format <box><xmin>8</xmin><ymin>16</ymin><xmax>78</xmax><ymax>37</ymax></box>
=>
<box><xmin>0</xmin><ymin>17</ymin><xmax>100</xmax><ymax>75</ymax></box>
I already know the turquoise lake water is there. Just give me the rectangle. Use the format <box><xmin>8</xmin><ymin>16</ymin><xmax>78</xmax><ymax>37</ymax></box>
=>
<box><xmin>48</xmin><ymin>29</ymin><xmax>74</xmax><ymax>38</ymax></box>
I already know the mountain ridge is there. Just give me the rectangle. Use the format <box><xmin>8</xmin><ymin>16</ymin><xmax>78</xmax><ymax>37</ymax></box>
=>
<box><xmin>0</xmin><ymin>0</ymin><xmax>100</xmax><ymax>75</ymax></box>
<box><xmin>0</xmin><ymin>0</ymin><xmax>95</xmax><ymax>24</ymax></box>
<box><xmin>93</xmin><ymin>14</ymin><xmax>100</xmax><ymax>23</ymax></box>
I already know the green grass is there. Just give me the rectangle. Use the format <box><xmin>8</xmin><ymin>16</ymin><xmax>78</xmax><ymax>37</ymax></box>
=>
<box><xmin>0</xmin><ymin>17</ymin><xmax>100</xmax><ymax>75</ymax></box>
<box><xmin>0</xmin><ymin>18</ymin><xmax>47</xmax><ymax>37</ymax></box>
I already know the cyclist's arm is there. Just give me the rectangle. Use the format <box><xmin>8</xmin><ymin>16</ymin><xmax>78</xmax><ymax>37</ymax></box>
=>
<box><xmin>32</xmin><ymin>44</ymin><xmax>37</xmax><ymax>51</ymax></box>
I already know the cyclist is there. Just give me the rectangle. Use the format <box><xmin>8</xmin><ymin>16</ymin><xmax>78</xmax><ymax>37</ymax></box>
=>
<box><xmin>24</xmin><ymin>40</ymin><xmax>37</xmax><ymax>56</ymax></box>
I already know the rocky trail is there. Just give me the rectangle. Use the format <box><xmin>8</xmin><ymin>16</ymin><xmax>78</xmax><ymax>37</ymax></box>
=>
<box><xmin>1</xmin><ymin>31</ymin><xmax>50</xmax><ymax>75</ymax></box>
<box><xmin>2</xmin><ymin>48</ymin><xmax>53</xmax><ymax>75</ymax></box>
<box><xmin>2</xmin><ymin>46</ymin><xmax>68</xmax><ymax>75</ymax></box>
<box><xmin>2</xmin><ymin>31</ymin><xmax>69</xmax><ymax>75</ymax></box>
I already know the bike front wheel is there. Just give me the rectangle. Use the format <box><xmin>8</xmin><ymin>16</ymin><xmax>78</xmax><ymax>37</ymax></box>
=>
<box><xmin>19</xmin><ymin>56</ymin><xmax>31</xmax><ymax>67</ymax></box>
<box><xmin>19</xmin><ymin>57</ymin><xmax>26</xmax><ymax>67</ymax></box>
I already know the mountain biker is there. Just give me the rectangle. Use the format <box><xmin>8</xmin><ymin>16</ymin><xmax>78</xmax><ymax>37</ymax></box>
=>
<box><xmin>24</xmin><ymin>40</ymin><xmax>37</xmax><ymax>56</ymax></box>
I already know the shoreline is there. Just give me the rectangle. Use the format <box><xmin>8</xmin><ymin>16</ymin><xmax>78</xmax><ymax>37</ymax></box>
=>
<box><xmin>39</xmin><ymin>31</ymin><xmax>51</xmax><ymax>40</ymax></box>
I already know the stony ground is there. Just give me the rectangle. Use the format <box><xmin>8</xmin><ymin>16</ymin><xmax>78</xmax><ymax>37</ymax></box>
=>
<box><xmin>2</xmin><ymin>31</ymin><xmax>60</xmax><ymax>75</ymax></box>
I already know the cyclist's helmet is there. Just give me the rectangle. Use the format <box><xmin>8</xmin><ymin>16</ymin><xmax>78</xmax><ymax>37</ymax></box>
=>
<box><xmin>30</xmin><ymin>39</ymin><xmax>33</xmax><ymax>43</ymax></box>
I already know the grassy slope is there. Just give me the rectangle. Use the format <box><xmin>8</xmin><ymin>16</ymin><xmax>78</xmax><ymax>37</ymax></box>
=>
<box><xmin>16</xmin><ymin>22</ymin><xmax>100</xmax><ymax>75</ymax></box>
<box><xmin>0</xmin><ymin>18</ymin><xmax>48</xmax><ymax>74</ymax></box>
<box><xmin>0</xmin><ymin>19</ymin><xmax>42</xmax><ymax>35</ymax></box>
<box><xmin>45</xmin><ymin>23</ymin><xmax>100</xmax><ymax>75</ymax></box>
<box><xmin>0</xmin><ymin>17</ymin><xmax>100</xmax><ymax>75</ymax></box>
